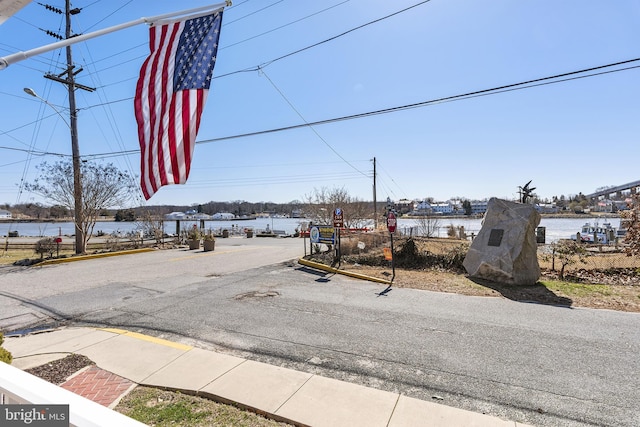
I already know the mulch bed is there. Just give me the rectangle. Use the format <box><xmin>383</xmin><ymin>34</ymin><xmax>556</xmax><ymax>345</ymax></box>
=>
<box><xmin>25</xmin><ymin>354</ymin><xmax>94</xmax><ymax>384</ymax></box>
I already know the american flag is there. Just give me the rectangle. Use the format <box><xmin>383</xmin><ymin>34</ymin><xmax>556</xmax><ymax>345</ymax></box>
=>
<box><xmin>134</xmin><ymin>9</ymin><xmax>223</xmax><ymax>200</ymax></box>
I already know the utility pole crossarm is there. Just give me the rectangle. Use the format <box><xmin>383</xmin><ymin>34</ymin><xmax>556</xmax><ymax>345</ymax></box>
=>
<box><xmin>0</xmin><ymin>1</ymin><xmax>230</xmax><ymax>69</ymax></box>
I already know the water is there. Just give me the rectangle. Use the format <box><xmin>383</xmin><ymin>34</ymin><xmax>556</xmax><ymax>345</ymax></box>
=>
<box><xmin>398</xmin><ymin>217</ymin><xmax>622</xmax><ymax>243</ymax></box>
<box><xmin>0</xmin><ymin>216</ymin><xmax>622</xmax><ymax>243</ymax></box>
<box><xmin>0</xmin><ymin>217</ymin><xmax>308</xmax><ymax>238</ymax></box>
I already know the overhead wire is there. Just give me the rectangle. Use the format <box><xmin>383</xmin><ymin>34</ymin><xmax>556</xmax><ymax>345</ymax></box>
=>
<box><xmin>196</xmin><ymin>59</ymin><xmax>640</xmax><ymax>144</ymax></box>
<box><xmin>5</xmin><ymin>1</ymin><xmax>639</xmax><ymax>201</ymax></box>
<box><xmin>259</xmin><ymin>68</ymin><xmax>369</xmax><ymax>178</ymax></box>
<box><xmin>53</xmin><ymin>58</ymin><xmax>640</xmax><ymax>162</ymax></box>
<box><xmin>376</xmin><ymin>160</ymin><xmax>410</xmax><ymax>199</ymax></box>
<box><xmin>216</xmin><ymin>0</ymin><xmax>434</xmax><ymax>79</ymax></box>
<box><xmin>224</xmin><ymin>0</ymin><xmax>286</xmax><ymax>26</ymax></box>
<box><xmin>222</xmin><ymin>0</ymin><xmax>351</xmax><ymax>50</ymax></box>
<box><xmin>70</xmin><ymin>1</ymin><xmax>147</xmax><ymax>203</ymax></box>
<box><xmin>83</xmin><ymin>0</ymin><xmax>134</xmax><ymax>31</ymax></box>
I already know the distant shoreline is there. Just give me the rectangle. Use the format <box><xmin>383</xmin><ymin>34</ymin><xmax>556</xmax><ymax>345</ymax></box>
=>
<box><xmin>1</xmin><ymin>212</ymin><xmax>622</xmax><ymax>223</ymax></box>
<box><xmin>401</xmin><ymin>212</ymin><xmax>620</xmax><ymax>220</ymax></box>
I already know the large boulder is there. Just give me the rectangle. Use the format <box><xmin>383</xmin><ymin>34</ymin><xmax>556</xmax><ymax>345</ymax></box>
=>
<box><xmin>463</xmin><ymin>198</ymin><xmax>541</xmax><ymax>285</ymax></box>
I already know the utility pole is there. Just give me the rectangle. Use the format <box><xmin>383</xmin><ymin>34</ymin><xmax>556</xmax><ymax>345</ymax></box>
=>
<box><xmin>42</xmin><ymin>1</ymin><xmax>94</xmax><ymax>254</ymax></box>
<box><xmin>372</xmin><ymin>157</ymin><xmax>377</xmax><ymax>230</ymax></box>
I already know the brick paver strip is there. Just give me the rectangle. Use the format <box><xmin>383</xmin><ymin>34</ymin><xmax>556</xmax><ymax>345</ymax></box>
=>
<box><xmin>61</xmin><ymin>366</ymin><xmax>135</xmax><ymax>407</ymax></box>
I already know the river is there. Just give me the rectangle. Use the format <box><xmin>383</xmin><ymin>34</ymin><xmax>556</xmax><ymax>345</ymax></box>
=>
<box><xmin>0</xmin><ymin>216</ymin><xmax>622</xmax><ymax>243</ymax></box>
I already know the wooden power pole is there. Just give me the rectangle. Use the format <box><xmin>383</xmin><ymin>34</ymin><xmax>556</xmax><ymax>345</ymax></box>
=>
<box><xmin>373</xmin><ymin>157</ymin><xmax>377</xmax><ymax>230</ymax></box>
<box><xmin>42</xmin><ymin>0</ymin><xmax>94</xmax><ymax>253</ymax></box>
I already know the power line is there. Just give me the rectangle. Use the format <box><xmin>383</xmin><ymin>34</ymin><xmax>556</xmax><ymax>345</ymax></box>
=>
<box><xmin>222</xmin><ymin>0</ymin><xmax>351</xmax><ymax>50</ymax></box>
<box><xmin>0</xmin><ymin>145</ymin><xmax>63</xmax><ymax>157</ymax></box>
<box><xmin>261</xmin><ymin>0</ymin><xmax>432</xmax><ymax>69</ymax></box>
<box><xmin>259</xmin><ymin>68</ymin><xmax>369</xmax><ymax>178</ymax></box>
<box><xmin>62</xmin><ymin>57</ymin><xmax>640</xmax><ymax>161</ymax></box>
<box><xmin>197</xmin><ymin>59</ymin><xmax>640</xmax><ymax>144</ymax></box>
<box><xmin>217</xmin><ymin>0</ymin><xmax>434</xmax><ymax>79</ymax></box>
<box><xmin>223</xmin><ymin>0</ymin><xmax>286</xmax><ymax>26</ymax></box>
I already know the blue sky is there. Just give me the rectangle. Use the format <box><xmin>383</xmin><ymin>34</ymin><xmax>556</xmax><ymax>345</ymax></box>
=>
<box><xmin>1</xmin><ymin>0</ymin><xmax>639</xmax><ymax>207</ymax></box>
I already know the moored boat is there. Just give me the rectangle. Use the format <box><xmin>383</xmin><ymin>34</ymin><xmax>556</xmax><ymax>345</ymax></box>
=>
<box><xmin>571</xmin><ymin>221</ymin><xmax>617</xmax><ymax>244</ymax></box>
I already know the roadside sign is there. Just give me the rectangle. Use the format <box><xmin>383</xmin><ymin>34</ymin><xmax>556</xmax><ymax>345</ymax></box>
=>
<box><xmin>310</xmin><ymin>226</ymin><xmax>336</xmax><ymax>244</ymax></box>
<box><xmin>333</xmin><ymin>208</ymin><xmax>343</xmax><ymax>228</ymax></box>
<box><xmin>387</xmin><ymin>212</ymin><xmax>397</xmax><ymax>233</ymax></box>
<box><xmin>383</xmin><ymin>247</ymin><xmax>392</xmax><ymax>260</ymax></box>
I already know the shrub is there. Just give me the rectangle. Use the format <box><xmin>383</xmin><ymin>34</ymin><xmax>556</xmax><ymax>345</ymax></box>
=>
<box><xmin>0</xmin><ymin>332</ymin><xmax>13</xmax><ymax>364</ymax></box>
<box><xmin>34</xmin><ymin>237</ymin><xmax>55</xmax><ymax>259</ymax></box>
<box><xmin>550</xmin><ymin>240</ymin><xmax>588</xmax><ymax>279</ymax></box>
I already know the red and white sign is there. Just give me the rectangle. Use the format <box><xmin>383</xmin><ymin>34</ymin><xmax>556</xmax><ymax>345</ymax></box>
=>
<box><xmin>387</xmin><ymin>212</ymin><xmax>397</xmax><ymax>233</ymax></box>
<box><xmin>333</xmin><ymin>208</ymin><xmax>344</xmax><ymax>228</ymax></box>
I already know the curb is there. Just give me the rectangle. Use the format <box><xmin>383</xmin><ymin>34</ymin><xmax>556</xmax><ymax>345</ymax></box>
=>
<box><xmin>298</xmin><ymin>258</ymin><xmax>392</xmax><ymax>285</ymax></box>
<box><xmin>37</xmin><ymin>248</ymin><xmax>155</xmax><ymax>266</ymax></box>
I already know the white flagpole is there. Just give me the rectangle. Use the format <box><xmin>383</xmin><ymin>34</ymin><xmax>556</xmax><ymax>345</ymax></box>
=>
<box><xmin>0</xmin><ymin>1</ymin><xmax>230</xmax><ymax>69</ymax></box>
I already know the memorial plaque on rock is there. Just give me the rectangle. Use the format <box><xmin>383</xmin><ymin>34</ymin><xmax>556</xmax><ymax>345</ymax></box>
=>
<box><xmin>488</xmin><ymin>229</ymin><xmax>504</xmax><ymax>247</ymax></box>
<box><xmin>462</xmin><ymin>198</ymin><xmax>541</xmax><ymax>285</ymax></box>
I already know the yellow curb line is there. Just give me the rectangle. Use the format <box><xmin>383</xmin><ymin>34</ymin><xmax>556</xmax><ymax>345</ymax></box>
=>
<box><xmin>99</xmin><ymin>328</ymin><xmax>193</xmax><ymax>351</ymax></box>
<box><xmin>37</xmin><ymin>248</ymin><xmax>155</xmax><ymax>266</ymax></box>
<box><xmin>298</xmin><ymin>258</ymin><xmax>392</xmax><ymax>285</ymax></box>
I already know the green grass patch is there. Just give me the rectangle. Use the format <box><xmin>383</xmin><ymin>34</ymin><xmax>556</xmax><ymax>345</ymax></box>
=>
<box><xmin>541</xmin><ymin>280</ymin><xmax>614</xmax><ymax>298</ymax></box>
<box><xmin>116</xmin><ymin>386</ymin><xmax>290</xmax><ymax>427</ymax></box>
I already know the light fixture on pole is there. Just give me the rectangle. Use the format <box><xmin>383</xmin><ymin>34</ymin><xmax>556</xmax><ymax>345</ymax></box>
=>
<box><xmin>23</xmin><ymin>87</ymin><xmax>70</xmax><ymax>128</ymax></box>
<box><xmin>24</xmin><ymin>86</ymin><xmax>84</xmax><ymax>254</ymax></box>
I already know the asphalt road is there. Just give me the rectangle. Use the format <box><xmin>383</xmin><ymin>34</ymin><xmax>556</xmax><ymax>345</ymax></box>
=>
<box><xmin>1</xmin><ymin>237</ymin><xmax>638</xmax><ymax>427</ymax></box>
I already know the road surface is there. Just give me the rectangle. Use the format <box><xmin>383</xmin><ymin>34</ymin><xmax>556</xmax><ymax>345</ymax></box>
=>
<box><xmin>1</xmin><ymin>237</ymin><xmax>638</xmax><ymax>427</ymax></box>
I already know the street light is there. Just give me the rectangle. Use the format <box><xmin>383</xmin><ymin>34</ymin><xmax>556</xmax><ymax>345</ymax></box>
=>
<box><xmin>24</xmin><ymin>87</ymin><xmax>84</xmax><ymax>254</ymax></box>
<box><xmin>23</xmin><ymin>88</ymin><xmax>71</xmax><ymax>128</ymax></box>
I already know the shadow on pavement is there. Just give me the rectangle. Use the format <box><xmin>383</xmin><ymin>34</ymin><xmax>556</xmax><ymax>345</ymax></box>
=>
<box><xmin>470</xmin><ymin>277</ymin><xmax>574</xmax><ymax>308</ymax></box>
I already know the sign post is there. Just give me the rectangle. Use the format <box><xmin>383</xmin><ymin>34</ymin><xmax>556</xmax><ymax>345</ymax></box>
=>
<box><xmin>333</xmin><ymin>208</ymin><xmax>343</xmax><ymax>264</ymax></box>
<box><xmin>386</xmin><ymin>211</ymin><xmax>397</xmax><ymax>282</ymax></box>
<box><xmin>55</xmin><ymin>237</ymin><xmax>62</xmax><ymax>258</ymax></box>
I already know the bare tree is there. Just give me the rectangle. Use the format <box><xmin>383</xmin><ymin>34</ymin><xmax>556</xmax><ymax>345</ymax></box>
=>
<box><xmin>414</xmin><ymin>216</ymin><xmax>441</xmax><ymax>237</ymax></box>
<box><xmin>549</xmin><ymin>240</ymin><xmax>588</xmax><ymax>280</ymax></box>
<box><xmin>136</xmin><ymin>209</ymin><xmax>165</xmax><ymax>245</ymax></box>
<box><xmin>304</xmin><ymin>186</ymin><xmax>373</xmax><ymax>229</ymax></box>
<box><xmin>25</xmin><ymin>160</ymin><xmax>136</xmax><ymax>253</ymax></box>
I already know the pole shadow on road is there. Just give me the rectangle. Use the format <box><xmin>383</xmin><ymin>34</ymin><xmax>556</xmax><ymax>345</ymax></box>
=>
<box><xmin>296</xmin><ymin>266</ymin><xmax>335</xmax><ymax>283</ymax></box>
<box><xmin>469</xmin><ymin>278</ymin><xmax>573</xmax><ymax>308</ymax></box>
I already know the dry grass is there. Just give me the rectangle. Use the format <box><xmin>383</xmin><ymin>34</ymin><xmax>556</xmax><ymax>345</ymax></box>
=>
<box><xmin>329</xmin><ymin>237</ymin><xmax>640</xmax><ymax>313</ymax></box>
<box><xmin>341</xmin><ymin>263</ymin><xmax>640</xmax><ymax>312</ymax></box>
<box><xmin>0</xmin><ymin>248</ymin><xmax>77</xmax><ymax>265</ymax></box>
<box><xmin>116</xmin><ymin>386</ymin><xmax>292</xmax><ymax>427</ymax></box>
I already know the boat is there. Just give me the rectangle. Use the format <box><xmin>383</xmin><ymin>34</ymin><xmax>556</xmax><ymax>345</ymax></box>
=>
<box><xmin>570</xmin><ymin>221</ymin><xmax>618</xmax><ymax>244</ymax></box>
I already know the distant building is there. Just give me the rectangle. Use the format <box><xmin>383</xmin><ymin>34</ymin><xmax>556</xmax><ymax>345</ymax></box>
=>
<box><xmin>395</xmin><ymin>199</ymin><xmax>414</xmax><ymax>215</ymax></box>
<box><xmin>0</xmin><ymin>209</ymin><xmax>12</xmax><ymax>219</ymax></box>
<box><xmin>165</xmin><ymin>212</ymin><xmax>186</xmax><ymax>220</ymax></box>
<box><xmin>470</xmin><ymin>200</ymin><xmax>488</xmax><ymax>215</ymax></box>
<box><xmin>211</xmin><ymin>212</ymin><xmax>234</xmax><ymax>220</ymax></box>
<box><xmin>431</xmin><ymin>202</ymin><xmax>454</xmax><ymax>214</ymax></box>
<box><xmin>414</xmin><ymin>201</ymin><xmax>432</xmax><ymax>213</ymax></box>
<box><xmin>535</xmin><ymin>203</ymin><xmax>560</xmax><ymax>214</ymax></box>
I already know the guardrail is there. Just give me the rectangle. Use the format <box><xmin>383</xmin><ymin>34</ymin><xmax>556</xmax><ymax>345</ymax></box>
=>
<box><xmin>0</xmin><ymin>362</ymin><xmax>145</xmax><ymax>427</ymax></box>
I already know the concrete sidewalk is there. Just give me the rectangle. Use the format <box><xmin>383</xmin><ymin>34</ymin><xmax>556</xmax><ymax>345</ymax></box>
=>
<box><xmin>4</xmin><ymin>327</ymin><xmax>533</xmax><ymax>427</ymax></box>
